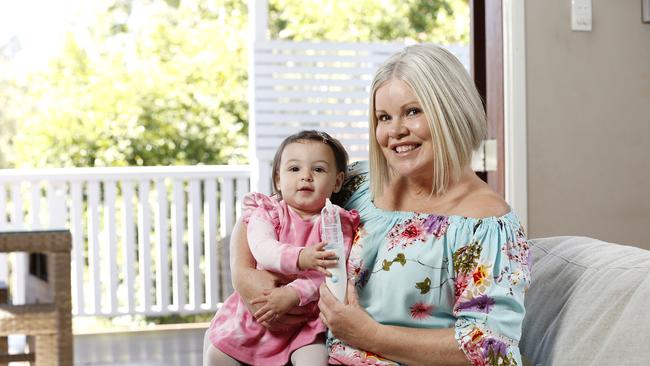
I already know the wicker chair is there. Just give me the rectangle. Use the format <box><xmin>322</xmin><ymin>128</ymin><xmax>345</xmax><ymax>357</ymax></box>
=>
<box><xmin>0</xmin><ymin>230</ymin><xmax>73</xmax><ymax>366</ymax></box>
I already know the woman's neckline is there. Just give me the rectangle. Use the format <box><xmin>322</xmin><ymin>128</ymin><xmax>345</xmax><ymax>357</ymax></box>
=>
<box><xmin>370</xmin><ymin>166</ymin><xmax>512</xmax><ymax>220</ymax></box>
<box><xmin>368</xmin><ymin>196</ymin><xmax>514</xmax><ymax>221</ymax></box>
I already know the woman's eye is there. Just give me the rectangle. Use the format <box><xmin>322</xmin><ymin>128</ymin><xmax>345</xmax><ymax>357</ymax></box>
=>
<box><xmin>406</xmin><ymin>107</ymin><xmax>421</xmax><ymax>117</ymax></box>
<box><xmin>377</xmin><ymin>114</ymin><xmax>390</xmax><ymax>122</ymax></box>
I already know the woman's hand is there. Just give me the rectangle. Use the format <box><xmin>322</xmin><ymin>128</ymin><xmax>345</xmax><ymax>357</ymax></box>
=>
<box><xmin>318</xmin><ymin>281</ymin><xmax>379</xmax><ymax>350</ymax></box>
<box><xmin>298</xmin><ymin>241</ymin><xmax>339</xmax><ymax>276</ymax></box>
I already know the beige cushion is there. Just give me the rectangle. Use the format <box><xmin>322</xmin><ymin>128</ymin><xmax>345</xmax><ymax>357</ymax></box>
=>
<box><xmin>520</xmin><ymin>236</ymin><xmax>650</xmax><ymax>365</ymax></box>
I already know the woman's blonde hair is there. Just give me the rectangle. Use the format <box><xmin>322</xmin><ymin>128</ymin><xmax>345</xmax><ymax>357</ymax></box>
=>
<box><xmin>368</xmin><ymin>43</ymin><xmax>487</xmax><ymax>197</ymax></box>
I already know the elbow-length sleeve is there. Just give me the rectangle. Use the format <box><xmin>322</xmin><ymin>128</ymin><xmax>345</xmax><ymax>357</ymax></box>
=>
<box><xmin>452</xmin><ymin>217</ymin><xmax>532</xmax><ymax>366</ymax></box>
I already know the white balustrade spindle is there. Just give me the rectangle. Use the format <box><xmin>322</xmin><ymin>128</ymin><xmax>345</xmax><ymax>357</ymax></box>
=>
<box><xmin>187</xmin><ymin>180</ymin><xmax>202</xmax><ymax>311</ymax></box>
<box><xmin>203</xmin><ymin>179</ymin><xmax>219</xmax><ymax>307</ymax></box>
<box><xmin>171</xmin><ymin>180</ymin><xmax>186</xmax><ymax>311</ymax></box>
<box><xmin>122</xmin><ymin>181</ymin><xmax>136</xmax><ymax>313</ymax></box>
<box><xmin>155</xmin><ymin>178</ymin><xmax>169</xmax><ymax>313</ymax></box>
<box><xmin>136</xmin><ymin>180</ymin><xmax>151</xmax><ymax>313</ymax></box>
<box><xmin>70</xmin><ymin>182</ymin><xmax>85</xmax><ymax>314</ymax></box>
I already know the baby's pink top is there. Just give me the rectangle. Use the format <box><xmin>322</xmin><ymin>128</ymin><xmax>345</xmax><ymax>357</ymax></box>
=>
<box><xmin>207</xmin><ymin>192</ymin><xmax>359</xmax><ymax>365</ymax></box>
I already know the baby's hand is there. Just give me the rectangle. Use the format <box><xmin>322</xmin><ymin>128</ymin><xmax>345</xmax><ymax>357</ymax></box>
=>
<box><xmin>251</xmin><ymin>287</ymin><xmax>300</xmax><ymax>324</ymax></box>
<box><xmin>298</xmin><ymin>242</ymin><xmax>339</xmax><ymax>276</ymax></box>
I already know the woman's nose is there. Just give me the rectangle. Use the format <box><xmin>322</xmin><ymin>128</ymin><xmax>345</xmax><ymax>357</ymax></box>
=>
<box><xmin>388</xmin><ymin>119</ymin><xmax>408</xmax><ymax>138</ymax></box>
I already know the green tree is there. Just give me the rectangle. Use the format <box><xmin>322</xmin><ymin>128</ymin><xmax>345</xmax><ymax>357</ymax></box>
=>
<box><xmin>6</xmin><ymin>0</ymin><xmax>248</xmax><ymax>168</ymax></box>
<box><xmin>268</xmin><ymin>0</ymin><xmax>469</xmax><ymax>44</ymax></box>
<box><xmin>1</xmin><ymin>0</ymin><xmax>467</xmax><ymax>168</ymax></box>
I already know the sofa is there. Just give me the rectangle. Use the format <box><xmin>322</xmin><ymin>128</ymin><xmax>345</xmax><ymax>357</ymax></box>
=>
<box><xmin>520</xmin><ymin>236</ymin><xmax>650</xmax><ymax>366</ymax></box>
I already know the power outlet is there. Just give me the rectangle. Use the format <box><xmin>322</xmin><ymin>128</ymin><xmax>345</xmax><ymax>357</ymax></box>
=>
<box><xmin>571</xmin><ymin>0</ymin><xmax>592</xmax><ymax>31</ymax></box>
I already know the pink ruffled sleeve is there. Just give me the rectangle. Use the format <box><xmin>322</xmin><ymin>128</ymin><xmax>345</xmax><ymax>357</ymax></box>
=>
<box><xmin>241</xmin><ymin>192</ymin><xmax>282</xmax><ymax>227</ymax></box>
<box><xmin>244</xmin><ymin>193</ymin><xmax>307</xmax><ymax>274</ymax></box>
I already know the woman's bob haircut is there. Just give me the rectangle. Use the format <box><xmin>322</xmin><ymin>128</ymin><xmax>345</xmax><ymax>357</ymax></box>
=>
<box><xmin>368</xmin><ymin>43</ymin><xmax>487</xmax><ymax>197</ymax></box>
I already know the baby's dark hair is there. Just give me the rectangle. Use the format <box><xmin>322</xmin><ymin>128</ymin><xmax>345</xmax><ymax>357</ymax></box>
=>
<box><xmin>271</xmin><ymin>130</ymin><xmax>349</xmax><ymax>196</ymax></box>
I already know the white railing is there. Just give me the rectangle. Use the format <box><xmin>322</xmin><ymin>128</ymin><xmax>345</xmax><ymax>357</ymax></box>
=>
<box><xmin>0</xmin><ymin>165</ymin><xmax>249</xmax><ymax>316</ymax></box>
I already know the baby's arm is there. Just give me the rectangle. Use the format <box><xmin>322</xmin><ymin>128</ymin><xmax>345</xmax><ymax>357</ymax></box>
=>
<box><xmin>248</xmin><ymin>210</ymin><xmax>337</xmax><ymax>275</ymax></box>
<box><xmin>247</xmin><ymin>210</ymin><xmax>303</xmax><ymax>274</ymax></box>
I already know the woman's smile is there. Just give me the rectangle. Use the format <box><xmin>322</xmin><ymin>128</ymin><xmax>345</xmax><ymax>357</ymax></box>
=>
<box><xmin>391</xmin><ymin>143</ymin><xmax>422</xmax><ymax>155</ymax></box>
<box><xmin>374</xmin><ymin>78</ymin><xmax>433</xmax><ymax>178</ymax></box>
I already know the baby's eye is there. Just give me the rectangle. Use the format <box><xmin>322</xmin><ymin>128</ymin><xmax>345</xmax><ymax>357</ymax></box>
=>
<box><xmin>288</xmin><ymin>166</ymin><xmax>300</xmax><ymax>172</ymax></box>
<box><xmin>406</xmin><ymin>107</ymin><xmax>421</xmax><ymax>117</ymax></box>
<box><xmin>314</xmin><ymin>167</ymin><xmax>326</xmax><ymax>173</ymax></box>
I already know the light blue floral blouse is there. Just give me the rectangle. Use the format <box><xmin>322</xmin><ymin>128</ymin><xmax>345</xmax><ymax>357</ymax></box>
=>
<box><xmin>327</xmin><ymin>161</ymin><xmax>532</xmax><ymax>366</ymax></box>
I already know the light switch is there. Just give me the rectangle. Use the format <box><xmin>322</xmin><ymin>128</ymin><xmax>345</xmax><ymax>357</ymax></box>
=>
<box><xmin>571</xmin><ymin>0</ymin><xmax>592</xmax><ymax>31</ymax></box>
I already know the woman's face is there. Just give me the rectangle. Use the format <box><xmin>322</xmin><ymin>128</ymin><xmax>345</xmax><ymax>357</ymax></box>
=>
<box><xmin>374</xmin><ymin>78</ymin><xmax>434</xmax><ymax>180</ymax></box>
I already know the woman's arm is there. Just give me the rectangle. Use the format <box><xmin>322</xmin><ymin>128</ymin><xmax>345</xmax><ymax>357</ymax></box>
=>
<box><xmin>229</xmin><ymin>219</ymin><xmax>311</xmax><ymax>330</ymax></box>
<box><xmin>230</xmin><ymin>219</ymin><xmax>276</xmax><ymax>301</ymax></box>
<box><xmin>319</xmin><ymin>284</ymin><xmax>470</xmax><ymax>366</ymax></box>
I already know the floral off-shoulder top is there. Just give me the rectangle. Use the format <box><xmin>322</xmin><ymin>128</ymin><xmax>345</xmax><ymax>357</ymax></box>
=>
<box><xmin>328</xmin><ymin>161</ymin><xmax>532</xmax><ymax>366</ymax></box>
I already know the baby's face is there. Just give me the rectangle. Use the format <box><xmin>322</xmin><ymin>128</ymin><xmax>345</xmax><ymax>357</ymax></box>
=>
<box><xmin>275</xmin><ymin>140</ymin><xmax>343</xmax><ymax>219</ymax></box>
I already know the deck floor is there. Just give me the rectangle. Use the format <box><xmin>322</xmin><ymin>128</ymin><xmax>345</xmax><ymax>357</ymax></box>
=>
<box><xmin>74</xmin><ymin>327</ymin><xmax>206</xmax><ymax>366</ymax></box>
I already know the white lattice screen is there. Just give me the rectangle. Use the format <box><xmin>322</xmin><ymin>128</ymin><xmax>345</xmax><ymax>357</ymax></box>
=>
<box><xmin>249</xmin><ymin>40</ymin><xmax>470</xmax><ymax>193</ymax></box>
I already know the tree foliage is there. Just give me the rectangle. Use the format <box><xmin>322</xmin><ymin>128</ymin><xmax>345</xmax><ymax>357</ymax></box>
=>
<box><xmin>268</xmin><ymin>0</ymin><xmax>469</xmax><ymax>44</ymax></box>
<box><xmin>0</xmin><ymin>0</ymin><xmax>468</xmax><ymax>168</ymax></box>
<box><xmin>4</xmin><ymin>0</ymin><xmax>249</xmax><ymax>167</ymax></box>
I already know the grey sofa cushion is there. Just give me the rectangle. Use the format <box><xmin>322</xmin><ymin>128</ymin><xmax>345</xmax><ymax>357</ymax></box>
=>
<box><xmin>520</xmin><ymin>236</ymin><xmax>650</xmax><ymax>366</ymax></box>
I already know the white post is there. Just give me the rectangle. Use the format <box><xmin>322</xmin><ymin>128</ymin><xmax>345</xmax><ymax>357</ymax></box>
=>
<box><xmin>248</xmin><ymin>0</ymin><xmax>268</xmax><ymax>193</ymax></box>
<box><xmin>503</xmin><ymin>0</ymin><xmax>528</xmax><ymax>229</ymax></box>
<box><xmin>249</xmin><ymin>0</ymin><xmax>268</xmax><ymax>40</ymax></box>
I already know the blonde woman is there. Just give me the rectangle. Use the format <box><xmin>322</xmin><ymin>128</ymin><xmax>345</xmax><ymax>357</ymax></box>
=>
<box><xmin>225</xmin><ymin>44</ymin><xmax>531</xmax><ymax>366</ymax></box>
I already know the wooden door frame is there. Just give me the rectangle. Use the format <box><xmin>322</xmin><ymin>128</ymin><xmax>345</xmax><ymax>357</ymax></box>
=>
<box><xmin>471</xmin><ymin>0</ymin><xmax>504</xmax><ymax>196</ymax></box>
<box><xmin>471</xmin><ymin>0</ymin><xmax>528</xmax><ymax>227</ymax></box>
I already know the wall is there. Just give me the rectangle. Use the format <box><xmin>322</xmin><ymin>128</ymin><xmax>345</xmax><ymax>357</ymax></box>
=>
<box><xmin>526</xmin><ymin>0</ymin><xmax>650</xmax><ymax>248</ymax></box>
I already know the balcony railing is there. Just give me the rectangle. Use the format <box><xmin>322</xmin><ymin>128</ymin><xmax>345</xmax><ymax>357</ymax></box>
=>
<box><xmin>0</xmin><ymin>165</ymin><xmax>249</xmax><ymax>316</ymax></box>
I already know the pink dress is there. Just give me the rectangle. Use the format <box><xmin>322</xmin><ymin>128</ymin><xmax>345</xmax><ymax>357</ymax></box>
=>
<box><xmin>207</xmin><ymin>193</ymin><xmax>360</xmax><ymax>365</ymax></box>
